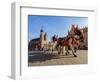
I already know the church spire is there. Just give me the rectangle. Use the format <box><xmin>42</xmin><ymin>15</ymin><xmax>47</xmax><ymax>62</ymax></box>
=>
<box><xmin>40</xmin><ymin>26</ymin><xmax>44</xmax><ymax>32</ymax></box>
<box><xmin>40</xmin><ymin>28</ymin><xmax>43</xmax><ymax>32</ymax></box>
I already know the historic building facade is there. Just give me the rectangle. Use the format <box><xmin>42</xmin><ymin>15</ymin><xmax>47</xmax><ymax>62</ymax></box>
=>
<box><xmin>28</xmin><ymin>29</ymin><xmax>48</xmax><ymax>51</ymax></box>
<box><xmin>80</xmin><ymin>27</ymin><xmax>88</xmax><ymax>49</ymax></box>
<box><xmin>68</xmin><ymin>24</ymin><xmax>88</xmax><ymax>49</ymax></box>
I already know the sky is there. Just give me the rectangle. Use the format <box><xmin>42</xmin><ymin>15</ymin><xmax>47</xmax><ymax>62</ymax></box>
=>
<box><xmin>28</xmin><ymin>15</ymin><xmax>88</xmax><ymax>41</ymax></box>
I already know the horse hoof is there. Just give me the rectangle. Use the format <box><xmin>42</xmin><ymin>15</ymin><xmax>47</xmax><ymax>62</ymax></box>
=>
<box><xmin>66</xmin><ymin>53</ymin><xmax>68</xmax><ymax>56</ymax></box>
<box><xmin>66</xmin><ymin>54</ymin><xmax>68</xmax><ymax>56</ymax></box>
<box><xmin>74</xmin><ymin>55</ymin><xmax>77</xmax><ymax>57</ymax></box>
<box><xmin>58</xmin><ymin>52</ymin><xmax>60</xmax><ymax>54</ymax></box>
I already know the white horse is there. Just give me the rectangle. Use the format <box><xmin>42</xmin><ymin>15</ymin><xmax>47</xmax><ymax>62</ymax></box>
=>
<box><xmin>43</xmin><ymin>41</ymin><xmax>57</xmax><ymax>53</ymax></box>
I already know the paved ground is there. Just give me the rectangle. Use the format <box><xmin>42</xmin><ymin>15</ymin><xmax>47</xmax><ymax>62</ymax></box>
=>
<box><xmin>28</xmin><ymin>50</ymin><xmax>88</xmax><ymax>66</ymax></box>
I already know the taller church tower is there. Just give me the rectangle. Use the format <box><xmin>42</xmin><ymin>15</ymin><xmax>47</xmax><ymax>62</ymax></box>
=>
<box><xmin>40</xmin><ymin>28</ymin><xmax>44</xmax><ymax>48</ymax></box>
<box><xmin>40</xmin><ymin>28</ymin><xmax>48</xmax><ymax>49</ymax></box>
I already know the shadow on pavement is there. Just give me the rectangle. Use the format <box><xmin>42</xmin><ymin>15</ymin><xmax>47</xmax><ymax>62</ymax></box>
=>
<box><xmin>28</xmin><ymin>53</ymin><xmax>57</xmax><ymax>62</ymax></box>
<box><xmin>28</xmin><ymin>53</ymin><xmax>75</xmax><ymax>63</ymax></box>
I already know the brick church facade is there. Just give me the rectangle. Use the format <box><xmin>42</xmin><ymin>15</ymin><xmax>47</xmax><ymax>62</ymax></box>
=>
<box><xmin>28</xmin><ymin>29</ymin><xmax>48</xmax><ymax>51</ymax></box>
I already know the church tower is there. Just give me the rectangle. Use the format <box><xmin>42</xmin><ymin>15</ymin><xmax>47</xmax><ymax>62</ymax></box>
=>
<box><xmin>44</xmin><ymin>32</ymin><xmax>48</xmax><ymax>43</ymax></box>
<box><xmin>40</xmin><ymin>28</ymin><xmax>48</xmax><ymax>49</ymax></box>
<box><xmin>40</xmin><ymin>28</ymin><xmax>44</xmax><ymax>48</ymax></box>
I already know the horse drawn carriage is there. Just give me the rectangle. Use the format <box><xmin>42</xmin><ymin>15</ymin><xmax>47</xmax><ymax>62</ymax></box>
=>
<box><xmin>43</xmin><ymin>25</ymin><xmax>86</xmax><ymax>58</ymax></box>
